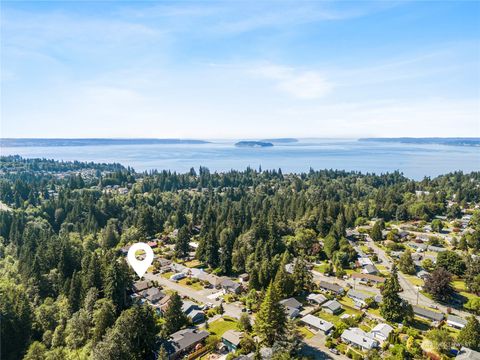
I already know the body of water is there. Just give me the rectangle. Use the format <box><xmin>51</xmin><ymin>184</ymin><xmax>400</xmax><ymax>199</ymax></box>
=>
<box><xmin>1</xmin><ymin>139</ymin><xmax>479</xmax><ymax>180</ymax></box>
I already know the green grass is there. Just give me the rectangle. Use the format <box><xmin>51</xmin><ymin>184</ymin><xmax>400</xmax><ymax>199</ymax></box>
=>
<box><xmin>178</xmin><ymin>277</ymin><xmax>203</xmax><ymax>291</ymax></box>
<box><xmin>161</xmin><ymin>271</ymin><xmax>174</xmax><ymax>279</ymax></box>
<box><xmin>298</xmin><ymin>326</ymin><xmax>315</xmax><ymax>339</ymax></box>
<box><xmin>314</xmin><ymin>262</ymin><xmax>329</xmax><ymax>273</ymax></box>
<box><xmin>316</xmin><ymin>311</ymin><xmax>344</xmax><ymax>327</ymax></box>
<box><xmin>367</xmin><ymin>306</ymin><xmax>381</xmax><ymax>318</ymax></box>
<box><xmin>460</xmin><ymin>291</ymin><xmax>479</xmax><ymax>301</ymax></box>
<box><xmin>404</xmin><ymin>274</ymin><xmax>424</xmax><ymax>287</ymax></box>
<box><xmin>206</xmin><ymin>316</ymin><xmax>238</xmax><ymax>336</ymax></box>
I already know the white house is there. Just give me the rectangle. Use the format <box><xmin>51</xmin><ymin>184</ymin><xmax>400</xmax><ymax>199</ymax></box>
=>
<box><xmin>341</xmin><ymin>328</ymin><xmax>379</xmax><ymax>351</ymax></box>
<box><xmin>369</xmin><ymin>323</ymin><xmax>393</xmax><ymax>342</ymax></box>
<box><xmin>447</xmin><ymin>315</ymin><xmax>467</xmax><ymax>329</ymax></box>
<box><xmin>300</xmin><ymin>314</ymin><xmax>334</xmax><ymax>334</ymax></box>
<box><xmin>307</xmin><ymin>293</ymin><xmax>328</xmax><ymax>305</ymax></box>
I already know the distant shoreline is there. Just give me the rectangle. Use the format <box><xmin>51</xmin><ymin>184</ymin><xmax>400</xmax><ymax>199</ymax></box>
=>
<box><xmin>359</xmin><ymin>137</ymin><xmax>480</xmax><ymax>146</ymax></box>
<box><xmin>0</xmin><ymin>138</ymin><xmax>211</xmax><ymax>147</ymax></box>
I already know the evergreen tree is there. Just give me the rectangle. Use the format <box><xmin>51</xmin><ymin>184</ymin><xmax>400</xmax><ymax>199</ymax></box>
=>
<box><xmin>458</xmin><ymin>316</ymin><xmax>480</xmax><ymax>351</ymax></box>
<box><xmin>254</xmin><ymin>283</ymin><xmax>287</xmax><ymax>346</ymax></box>
<box><xmin>274</xmin><ymin>252</ymin><xmax>294</xmax><ymax>298</ymax></box>
<box><xmin>398</xmin><ymin>249</ymin><xmax>416</xmax><ymax>275</ymax></box>
<box><xmin>370</xmin><ymin>221</ymin><xmax>383</xmax><ymax>241</ymax></box>
<box><xmin>380</xmin><ymin>268</ymin><xmax>412</xmax><ymax>323</ymax></box>
<box><xmin>104</xmin><ymin>260</ymin><xmax>131</xmax><ymax>311</ymax></box>
<box><xmin>175</xmin><ymin>225</ymin><xmax>190</xmax><ymax>258</ymax></box>
<box><xmin>163</xmin><ymin>292</ymin><xmax>188</xmax><ymax>335</ymax></box>
<box><xmin>291</xmin><ymin>256</ymin><xmax>313</xmax><ymax>294</ymax></box>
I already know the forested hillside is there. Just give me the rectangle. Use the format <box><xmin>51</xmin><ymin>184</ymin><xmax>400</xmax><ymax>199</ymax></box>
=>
<box><xmin>1</xmin><ymin>156</ymin><xmax>479</xmax><ymax>360</ymax></box>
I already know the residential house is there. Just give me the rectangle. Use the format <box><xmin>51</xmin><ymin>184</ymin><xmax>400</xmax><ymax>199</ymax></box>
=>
<box><xmin>358</xmin><ymin>257</ymin><xmax>374</xmax><ymax>267</ymax></box>
<box><xmin>351</xmin><ymin>273</ymin><xmax>386</xmax><ymax>285</ymax></box>
<box><xmin>221</xmin><ymin>279</ymin><xmax>242</xmax><ymax>294</ymax></box>
<box><xmin>322</xmin><ymin>300</ymin><xmax>342</xmax><ymax>314</ymax></box>
<box><xmin>139</xmin><ymin>287</ymin><xmax>166</xmax><ymax>304</ymax></box>
<box><xmin>409</xmin><ymin>242</ymin><xmax>427</xmax><ymax>252</ymax></box>
<box><xmin>341</xmin><ymin>328</ymin><xmax>379</xmax><ymax>351</ymax></box>
<box><xmin>417</xmin><ymin>270</ymin><xmax>430</xmax><ymax>280</ymax></box>
<box><xmin>447</xmin><ymin>315</ymin><xmax>467</xmax><ymax>329</ymax></box>
<box><xmin>222</xmin><ymin>330</ymin><xmax>244</xmax><ymax>352</ymax></box>
<box><xmin>347</xmin><ymin>290</ymin><xmax>373</xmax><ymax>308</ymax></box>
<box><xmin>132</xmin><ymin>280</ymin><xmax>152</xmax><ymax>293</ymax></box>
<box><xmin>412</xmin><ymin>306</ymin><xmax>444</xmax><ymax>322</ymax></box>
<box><xmin>280</xmin><ymin>297</ymin><xmax>302</xmax><ymax>319</ymax></box>
<box><xmin>306</xmin><ymin>293</ymin><xmax>327</xmax><ymax>305</ymax></box>
<box><xmin>390</xmin><ymin>251</ymin><xmax>404</xmax><ymax>259</ymax></box>
<box><xmin>457</xmin><ymin>347</ymin><xmax>480</xmax><ymax>360</ymax></box>
<box><xmin>188</xmin><ymin>309</ymin><xmax>206</xmax><ymax>324</ymax></box>
<box><xmin>362</xmin><ymin>264</ymin><xmax>379</xmax><ymax>275</ymax></box>
<box><xmin>369</xmin><ymin>323</ymin><xmax>393</xmax><ymax>342</ymax></box>
<box><xmin>182</xmin><ymin>300</ymin><xmax>200</xmax><ymax>315</ymax></box>
<box><xmin>428</xmin><ymin>245</ymin><xmax>447</xmax><ymax>253</ymax></box>
<box><xmin>300</xmin><ymin>314</ymin><xmax>334</xmax><ymax>334</ymax></box>
<box><xmin>162</xmin><ymin>328</ymin><xmax>209</xmax><ymax>359</ymax></box>
<box><xmin>318</xmin><ymin>281</ymin><xmax>344</xmax><ymax>295</ymax></box>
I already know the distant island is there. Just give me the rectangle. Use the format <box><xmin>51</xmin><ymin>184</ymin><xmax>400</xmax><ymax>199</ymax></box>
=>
<box><xmin>235</xmin><ymin>141</ymin><xmax>274</xmax><ymax>148</ymax></box>
<box><xmin>261</xmin><ymin>138</ymin><xmax>298</xmax><ymax>143</ymax></box>
<box><xmin>0</xmin><ymin>138</ymin><xmax>210</xmax><ymax>147</ymax></box>
<box><xmin>359</xmin><ymin>137</ymin><xmax>480</xmax><ymax>146</ymax></box>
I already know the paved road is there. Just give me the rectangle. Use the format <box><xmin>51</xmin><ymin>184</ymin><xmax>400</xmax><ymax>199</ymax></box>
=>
<box><xmin>302</xmin><ymin>333</ymin><xmax>348</xmax><ymax>360</ymax></box>
<box><xmin>364</xmin><ymin>237</ymin><xmax>473</xmax><ymax>319</ymax></box>
<box><xmin>144</xmin><ymin>272</ymin><xmax>244</xmax><ymax>319</ymax></box>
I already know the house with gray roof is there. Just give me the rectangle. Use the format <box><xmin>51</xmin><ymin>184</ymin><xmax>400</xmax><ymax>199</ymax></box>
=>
<box><xmin>369</xmin><ymin>323</ymin><xmax>393</xmax><ymax>342</ymax></box>
<box><xmin>447</xmin><ymin>314</ymin><xmax>467</xmax><ymax>329</ymax></box>
<box><xmin>161</xmin><ymin>328</ymin><xmax>209</xmax><ymax>359</ymax></box>
<box><xmin>319</xmin><ymin>281</ymin><xmax>344</xmax><ymax>295</ymax></box>
<box><xmin>307</xmin><ymin>293</ymin><xmax>328</xmax><ymax>305</ymax></box>
<box><xmin>139</xmin><ymin>287</ymin><xmax>166</xmax><ymax>304</ymax></box>
<box><xmin>457</xmin><ymin>347</ymin><xmax>480</xmax><ymax>360</ymax></box>
<box><xmin>301</xmin><ymin>314</ymin><xmax>334</xmax><ymax>334</ymax></box>
<box><xmin>322</xmin><ymin>300</ymin><xmax>342</xmax><ymax>314</ymax></box>
<box><xmin>222</xmin><ymin>330</ymin><xmax>244</xmax><ymax>352</ymax></box>
<box><xmin>347</xmin><ymin>290</ymin><xmax>373</xmax><ymax>308</ymax></box>
<box><xmin>412</xmin><ymin>305</ymin><xmax>444</xmax><ymax>322</ymax></box>
<box><xmin>363</xmin><ymin>264</ymin><xmax>379</xmax><ymax>275</ymax></box>
<box><xmin>341</xmin><ymin>328</ymin><xmax>378</xmax><ymax>351</ymax></box>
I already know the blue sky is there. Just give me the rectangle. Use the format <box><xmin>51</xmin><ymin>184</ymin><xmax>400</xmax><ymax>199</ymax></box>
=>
<box><xmin>1</xmin><ymin>1</ymin><xmax>479</xmax><ymax>138</ymax></box>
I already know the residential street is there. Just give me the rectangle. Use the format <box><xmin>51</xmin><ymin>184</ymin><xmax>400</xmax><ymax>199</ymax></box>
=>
<box><xmin>144</xmin><ymin>272</ymin><xmax>244</xmax><ymax>319</ymax></box>
<box><xmin>364</xmin><ymin>237</ymin><xmax>473</xmax><ymax>319</ymax></box>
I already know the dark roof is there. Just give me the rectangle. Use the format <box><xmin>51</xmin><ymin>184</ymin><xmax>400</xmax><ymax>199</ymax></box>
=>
<box><xmin>163</xmin><ymin>328</ymin><xmax>209</xmax><ymax>355</ymax></box>
<box><xmin>412</xmin><ymin>306</ymin><xmax>444</xmax><ymax>321</ymax></box>
<box><xmin>319</xmin><ymin>281</ymin><xmax>344</xmax><ymax>293</ymax></box>
<box><xmin>279</xmin><ymin>297</ymin><xmax>302</xmax><ymax>309</ymax></box>
<box><xmin>132</xmin><ymin>280</ymin><xmax>151</xmax><ymax>292</ymax></box>
<box><xmin>139</xmin><ymin>287</ymin><xmax>166</xmax><ymax>303</ymax></box>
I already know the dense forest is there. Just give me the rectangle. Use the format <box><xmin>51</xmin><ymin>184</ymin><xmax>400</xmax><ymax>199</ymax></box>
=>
<box><xmin>1</xmin><ymin>156</ymin><xmax>479</xmax><ymax>360</ymax></box>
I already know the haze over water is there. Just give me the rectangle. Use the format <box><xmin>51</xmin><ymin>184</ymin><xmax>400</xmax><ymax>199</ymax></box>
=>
<box><xmin>1</xmin><ymin>139</ymin><xmax>479</xmax><ymax>180</ymax></box>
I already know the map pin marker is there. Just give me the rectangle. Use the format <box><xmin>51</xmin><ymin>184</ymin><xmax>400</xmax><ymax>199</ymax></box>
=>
<box><xmin>127</xmin><ymin>242</ymin><xmax>154</xmax><ymax>279</ymax></box>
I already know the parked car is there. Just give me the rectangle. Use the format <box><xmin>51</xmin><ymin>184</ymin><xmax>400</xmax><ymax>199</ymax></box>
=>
<box><xmin>329</xmin><ymin>348</ymin><xmax>340</xmax><ymax>355</ymax></box>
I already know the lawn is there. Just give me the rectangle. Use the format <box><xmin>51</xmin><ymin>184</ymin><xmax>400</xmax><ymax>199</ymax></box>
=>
<box><xmin>452</xmin><ymin>280</ymin><xmax>467</xmax><ymax>291</ymax></box>
<box><xmin>313</xmin><ymin>261</ymin><xmax>329</xmax><ymax>273</ymax></box>
<box><xmin>367</xmin><ymin>307</ymin><xmax>381</xmax><ymax>317</ymax></box>
<box><xmin>376</xmin><ymin>265</ymin><xmax>389</xmax><ymax>275</ymax></box>
<box><xmin>184</xmin><ymin>259</ymin><xmax>202</xmax><ymax>268</ymax></box>
<box><xmin>161</xmin><ymin>271</ymin><xmax>174</xmax><ymax>279</ymax></box>
<box><xmin>404</xmin><ymin>274</ymin><xmax>424</xmax><ymax>287</ymax></box>
<box><xmin>460</xmin><ymin>291</ymin><xmax>479</xmax><ymax>302</ymax></box>
<box><xmin>317</xmin><ymin>311</ymin><xmax>344</xmax><ymax>327</ymax></box>
<box><xmin>178</xmin><ymin>277</ymin><xmax>203</xmax><ymax>291</ymax></box>
<box><xmin>298</xmin><ymin>326</ymin><xmax>315</xmax><ymax>339</ymax></box>
<box><xmin>207</xmin><ymin>316</ymin><xmax>238</xmax><ymax>337</ymax></box>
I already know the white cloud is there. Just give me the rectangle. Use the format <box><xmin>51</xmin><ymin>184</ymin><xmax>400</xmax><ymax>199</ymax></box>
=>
<box><xmin>251</xmin><ymin>64</ymin><xmax>332</xmax><ymax>99</ymax></box>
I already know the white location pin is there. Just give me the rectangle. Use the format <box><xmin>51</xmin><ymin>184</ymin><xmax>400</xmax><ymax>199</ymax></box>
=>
<box><xmin>127</xmin><ymin>242</ymin><xmax>154</xmax><ymax>279</ymax></box>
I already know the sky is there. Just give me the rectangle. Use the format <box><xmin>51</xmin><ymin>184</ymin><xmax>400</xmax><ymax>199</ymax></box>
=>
<box><xmin>1</xmin><ymin>1</ymin><xmax>479</xmax><ymax>139</ymax></box>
